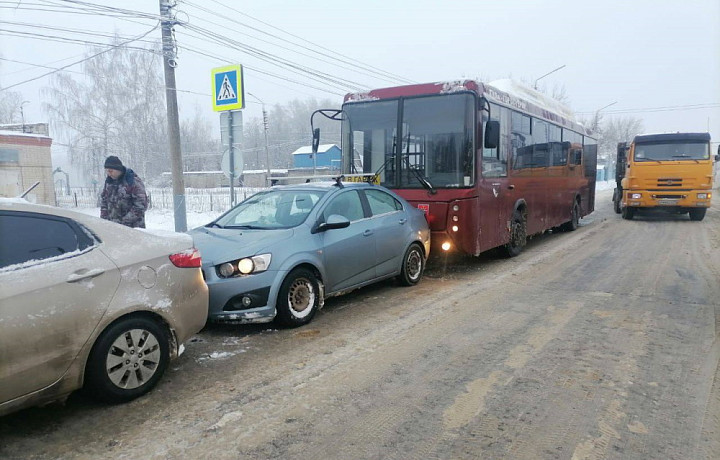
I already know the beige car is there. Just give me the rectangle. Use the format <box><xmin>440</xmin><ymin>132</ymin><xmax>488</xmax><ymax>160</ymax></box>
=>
<box><xmin>0</xmin><ymin>199</ymin><xmax>208</xmax><ymax>416</ymax></box>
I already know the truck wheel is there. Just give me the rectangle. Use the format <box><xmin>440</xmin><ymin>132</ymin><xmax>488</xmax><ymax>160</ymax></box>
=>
<box><xmin>621</xmin><ymin>206</ymin><xmax>635</xmax><ymax>220</ymax></box>
<box><xmin>689</xmin><ymin>208</ymin><xmax>706</xmax><ymax>221</ymax></box>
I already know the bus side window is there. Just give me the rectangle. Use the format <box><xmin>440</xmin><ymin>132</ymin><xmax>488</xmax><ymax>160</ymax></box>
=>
<box><xmin>481</xmin><ymin>103</ymin><xmax>508</xmax><ymax>177</ymax></box>
<box><xmin>511</xmin><ymin>111</ymin><xmax>531</xmax><ymax>170</ymax></box>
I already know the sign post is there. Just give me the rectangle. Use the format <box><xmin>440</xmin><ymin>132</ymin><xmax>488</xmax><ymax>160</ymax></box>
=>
<box><xmin>212</xmin><ymin>64</ymin><xmax>245</xmax><ymax>206</ymax></box>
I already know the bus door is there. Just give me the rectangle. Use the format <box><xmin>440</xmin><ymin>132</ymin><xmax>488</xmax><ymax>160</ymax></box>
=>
<box><xmin>479</xmin><ymin>151</ymin><xmax>513</xmax><ymax>252</ymax></box>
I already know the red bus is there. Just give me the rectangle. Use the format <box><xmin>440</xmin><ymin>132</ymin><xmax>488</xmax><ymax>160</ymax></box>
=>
<box><xmin>335</xmin><ymin>79</ymin><xmax>597</xmax><ymax>256</ymax></box>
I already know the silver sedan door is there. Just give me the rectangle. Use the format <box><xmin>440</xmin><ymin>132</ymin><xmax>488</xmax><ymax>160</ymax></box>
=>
<box><xmin>317</xmin><ymin>190</ymin><xmax>376</xmax><ymax>291</ymax></box>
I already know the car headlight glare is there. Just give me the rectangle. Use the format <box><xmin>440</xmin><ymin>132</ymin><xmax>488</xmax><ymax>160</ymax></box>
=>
<box><xmin>217</xmin><ymin>254</ymin><xmax>271</xmax><ymax>278</ymax></box>
<box><xmin>630</xmin><ymin>193</ymin><xmax>642</xmax><ymax>199</ymax></box>
<box><xmin>218</xmin><ymin>262</ymin><xmax>235</xmax><ymax>278</ymax></box>
<box><xmin>237</xmin><ymin>258</ymin><xmax>254</xmax><ymax>274</ymax></box>
<box><xmin>697</xmin><ymin>193</ymin><xmax>708</xmax><ymax>199</ymax></box>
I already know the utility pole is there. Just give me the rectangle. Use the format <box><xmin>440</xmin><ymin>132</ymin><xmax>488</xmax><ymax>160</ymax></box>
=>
<box><xmin>159</xmin><ymin>0</ymin><xmax>187</xmax><ymax>232</ymax></box>
<box><xmin>263</xmin><ymin>106</ymin><xmax>270</xmax><ymax>180</ymax></box>
<box><xmin>247</xmin><ymin>92</ymin><xmax>271</xmax><ymax>184</ymax></box>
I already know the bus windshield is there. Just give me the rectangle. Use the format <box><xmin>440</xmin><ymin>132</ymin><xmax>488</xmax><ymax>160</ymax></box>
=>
<box><xmin>342</xmin><ymin>93</ymin><xmax>475</xmax><ymax>188</ymax></box>
<box><xmin>634</xmin><ymin>141</ymin><xmax>710</xmax><ymax>161</ymax></box>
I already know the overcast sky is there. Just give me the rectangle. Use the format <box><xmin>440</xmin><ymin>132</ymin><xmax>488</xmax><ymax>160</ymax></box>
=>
<box><xmin>1</xmin><ymin>0</ymin><xmax>718</xmax><ymax>150</ymax></box>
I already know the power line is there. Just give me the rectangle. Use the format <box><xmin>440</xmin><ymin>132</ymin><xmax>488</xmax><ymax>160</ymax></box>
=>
<box><xmin>0</xmin><ymin>23</ymin><xmax>159</xmax><ymax>91</ymax></box>
<box><xmin>0</xmin><ymin>19</ymin><xmax>158</xmax><ymax>46</ymax></box>
<box><xmin>577</xmin><ymin>103</ymin><xmax>720</xmax><ymax>115</ymax></box>
<box><xmin>182</xmin><ymin>23</ymin><xmax>369</xmax><ymax>92</ymax></box>
<box><xmin>178</xmin><ymin>43</ymin><xmax>346</xmax><ymax>97</ymax></box>
<box><xmin>204</xmin><ymin>0</ymin><xmax>413</xmax><ymax>85</ymax></box>
<box><xmin>180</xmin><ymin>0</ymin><xmax>413</xmax><ymax>86</ymax></box>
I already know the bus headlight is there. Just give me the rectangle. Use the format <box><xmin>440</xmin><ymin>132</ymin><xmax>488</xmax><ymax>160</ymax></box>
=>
<box><xmin>697</xmin><ymin>193</ymin><xmax>708</xmax><ymax>199</ymax></box>
<box><xmin>630</xmin><ymin>193</ymin><xmax>642</xmax><ymax>199</ymax></box>
<box><xmin>452</xmin><ymin>225</ymin><xmax>459</xmax><ymax>232</ymax></box>
<box><xmin>441</xmin><ymin>242</ymin><xmax>451</xmax><ymax>251</ymax></box>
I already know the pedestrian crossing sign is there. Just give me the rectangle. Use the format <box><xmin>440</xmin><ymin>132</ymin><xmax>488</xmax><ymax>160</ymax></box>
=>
<box><xmin>212</xmin><ymin>64</ymin><xmax>244</xmax><ymax>112</ymax></box>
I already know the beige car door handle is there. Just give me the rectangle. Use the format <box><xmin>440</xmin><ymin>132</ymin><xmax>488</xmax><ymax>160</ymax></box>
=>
<box><xmin>67</xmin><ymin>269</ymin><xmax>105</xmax><ymax>283</ymax></box>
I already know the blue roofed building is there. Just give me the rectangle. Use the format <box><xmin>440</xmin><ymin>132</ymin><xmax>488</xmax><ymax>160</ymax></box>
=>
<box><xmin>291</xmin><ymin>144</ymin><xmax>341</xmax><ymax>170</ymax></box>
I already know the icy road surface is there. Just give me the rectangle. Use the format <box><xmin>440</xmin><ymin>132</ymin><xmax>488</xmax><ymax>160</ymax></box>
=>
<box><xmin>2</xmin><ymin>188</ymin><xmax>719</xmax><ymax>460</ymax></box>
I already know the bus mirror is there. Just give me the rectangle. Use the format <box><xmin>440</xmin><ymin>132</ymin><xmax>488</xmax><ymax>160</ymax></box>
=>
<box><xmin>484</xmin><ymin>120</ymin><xmax>499</xmax><ymax>149</ymax></box>
<box><xmin>312</xmin><ymin>128</ymin><xmax>320</xmax><ymax>154</ymax></box>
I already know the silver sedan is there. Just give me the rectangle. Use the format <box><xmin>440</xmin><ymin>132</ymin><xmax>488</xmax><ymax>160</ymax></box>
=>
<box><xmin>0</xmin><ymin>199</ymin><xmax>208</xmax><ymax>416</ymax></box>
<box><xmin>190</xmin><ymin>181</ymin><xmax>431</xmax><ymax>328</ymax></box>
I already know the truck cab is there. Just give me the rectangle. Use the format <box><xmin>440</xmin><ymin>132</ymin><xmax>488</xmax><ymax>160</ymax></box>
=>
<box><xmin>613</xmin><ymin>132</ymin><xmax>716</xmax><ymax>221</ymax></box>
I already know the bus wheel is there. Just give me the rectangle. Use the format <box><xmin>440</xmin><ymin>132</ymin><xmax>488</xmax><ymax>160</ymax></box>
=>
<box><xmin>561</xmin><ymin>201</ymin><xmax>580</xmax><ymax>232</ymax></box>
<box><xmin>689</xmin><ymin>208</ymin><xmax>706</xmax><ymax>221</ymax></box>
<box><xmin>613</xmin><ymin>197</ymin><xmax>622</xmax><ymax>214</ymax></box>
<box><xmin>621</xmin><ymin>206</ymin><xmax>635</xmax><ymax>220</ymax></box>
<box><xmin>503</xmin><ymin>209</ymin><xmax>527</xmax><ymax>257</ymax></box>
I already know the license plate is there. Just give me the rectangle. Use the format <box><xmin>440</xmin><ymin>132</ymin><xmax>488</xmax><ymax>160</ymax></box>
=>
<box><xmin>657</xmin><ymin>199</ymin><xmax>678</xmax><ymax>205</ymax></box>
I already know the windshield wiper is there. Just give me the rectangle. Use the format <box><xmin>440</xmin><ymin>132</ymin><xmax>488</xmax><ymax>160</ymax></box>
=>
<box><xmin>225</xmin><ymin>224</ymin><xmax>264</xmax><ymax>229</ymax></box>
<box><xmin>206</xmin><ymin>222</ymin><xmax>223</xmax><ymax>228</ymax></box>
<box><xmin>402</xmin><ymin>131</ymin><xmax>436</xmax><ymax>194</ymax></box>
<box><xmin>672</xmin><ymin>155</ymin><xmax>700</xmax><ymax>163</ymax></box>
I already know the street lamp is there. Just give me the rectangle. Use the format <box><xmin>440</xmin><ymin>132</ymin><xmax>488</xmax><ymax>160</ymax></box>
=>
<box><xmin>533</xmin><ymin>65</ymin><xmax>566</xmax><ymax>90</ymax></box>
<box><xmin>591</xmin><ymin>101</ymin><xmax>617</xmax><ymax>131</ymax></box>
<box><xmin>19</xmin><ymin>101</ymin><xmax>30</xmax><ymax>133</ymax></box>
<box><xmin>596</xmin><ymin>101</ymin><xmax>617</xmax><ymax>113</ymax></box>
<box><xmin>246</xmin><ymin>92</ymin><xmax>271</xmax><ymax>183</ymax></box>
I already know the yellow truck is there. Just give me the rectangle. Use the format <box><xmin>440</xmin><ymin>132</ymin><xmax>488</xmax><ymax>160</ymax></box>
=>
<box><xmin>613</xmin><ymin>132</ymin><xmax>718</xmax><ymax>221</ymax></box>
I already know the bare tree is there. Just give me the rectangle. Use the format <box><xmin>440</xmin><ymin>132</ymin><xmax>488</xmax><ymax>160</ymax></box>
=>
<box><xmin>597</xmin><ymin>116</ymin><xmax>644</xmax><ymax>159</ymax></box>
<box><xmin>180</xmin><ymin>104</ymin><xmax>221</xmax><ymax>173</ymax></box>
<box><xmin>43</xmin><ymin>39</ymin><xmax>167</xmax><ymax>185</ymax></box>
<box><xmin>0</xmin><ymin>60</ymin><xmax>24</xmax><ymax>124</ymax></box>
<box><xmin>0</xmin><ymin>91</ymin><xmax>22</xmax><ymax>124</ymax></box>
<box><xmin>243</xmin><ymin>97</ymin><xmax>339</xmax><ymax>170</ymax></box>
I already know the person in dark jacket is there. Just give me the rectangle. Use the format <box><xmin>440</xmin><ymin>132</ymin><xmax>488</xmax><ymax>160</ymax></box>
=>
<box><xmin>100</xmin><ymin>155</ymin><xmax>148</xmax><ymax>228</ymax></box>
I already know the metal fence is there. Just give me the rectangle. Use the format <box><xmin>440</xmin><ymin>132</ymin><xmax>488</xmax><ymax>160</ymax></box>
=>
<box><xmin>55</xmin><ymin>186</ymin><xmax>268</xmax><ymax>213</ymax></box>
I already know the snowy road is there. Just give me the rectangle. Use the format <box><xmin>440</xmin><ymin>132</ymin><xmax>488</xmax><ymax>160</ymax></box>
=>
<box><xmin>1</xmin><ymin>188</ymin><xmax>719</xmax><ymax>459</ymax></box>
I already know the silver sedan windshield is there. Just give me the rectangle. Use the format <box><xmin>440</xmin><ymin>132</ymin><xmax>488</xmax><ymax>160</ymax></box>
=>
<box><xmin>215</xmin><ymin>190</ymin><xmax>326</xmax><ymax>229</ymax></box>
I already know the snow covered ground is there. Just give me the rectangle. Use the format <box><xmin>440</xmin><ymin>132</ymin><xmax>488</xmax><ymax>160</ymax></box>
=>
<box><xmin>73</xmin><ymin>207</ymin><xmax>223</xmax><ymax>232</ymax></box>
<box><xmin>72</xmin><ymin>181</ymin><xmax>617</xmax><ymax>233</ymax></box>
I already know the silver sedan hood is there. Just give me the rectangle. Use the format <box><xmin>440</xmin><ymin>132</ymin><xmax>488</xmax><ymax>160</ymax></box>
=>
<box><xmin>189</xmin><ymin>226</ymin><xmax>295</xmax><ymax>266</ymax></box>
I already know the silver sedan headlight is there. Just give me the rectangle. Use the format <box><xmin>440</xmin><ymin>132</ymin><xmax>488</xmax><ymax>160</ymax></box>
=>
<box><xmin>217</xmin><ymin>254</ymin><xmax>271</xmax><ymax>278</ymax></box>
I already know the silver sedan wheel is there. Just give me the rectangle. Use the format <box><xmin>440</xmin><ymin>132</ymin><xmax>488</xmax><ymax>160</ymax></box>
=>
<box><xmin>287</xmin><ymin>276</ymin><xmax>316</xmax><ymax>319</ymax></box>
<box><xmin>405</xmin><ymin>246</ymin><xmax>423</xmax><ymax>282</ymax></box>
<box><xmin>105</xmin><ymin>329</ymin><xmax>162</xmax><ymax>389</ymax></box>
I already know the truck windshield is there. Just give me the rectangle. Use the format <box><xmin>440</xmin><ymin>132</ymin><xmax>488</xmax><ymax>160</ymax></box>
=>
<box><xmin>342</xmin><ymin>93</ymin><xmax>475</xmax><ymax>188</ymax></box>
<box><xmin>634</xmin><ymin>141</ymin><xmax>710</xmax><ymax>161</ymax></box>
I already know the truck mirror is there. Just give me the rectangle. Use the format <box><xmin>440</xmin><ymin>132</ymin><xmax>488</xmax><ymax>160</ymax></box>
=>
<box><xmin>573</xmin><ymin>149</ymin><xmax>582</xmax><ymax>165</ymax></box>
<box><xmin>484</xmin><ymin>120</ymin><xmax>499</xmax><ymax>149</ymax></box>
<box><xmin>312</xmin><ymin>128</ymin><xmax>320</xmax><ymax>154</ymax></box>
